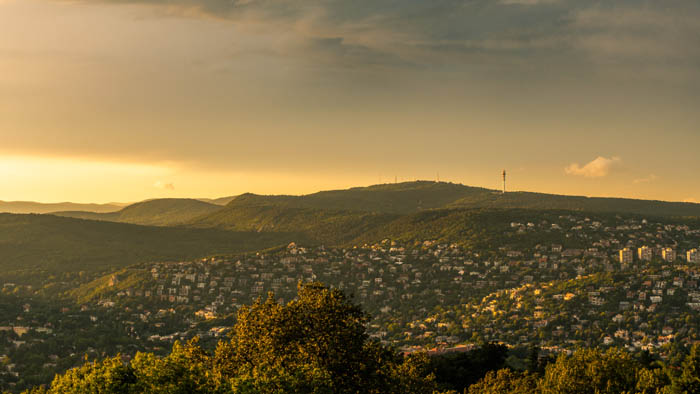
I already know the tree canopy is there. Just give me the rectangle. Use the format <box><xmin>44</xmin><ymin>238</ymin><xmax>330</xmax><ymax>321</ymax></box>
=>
<box><xmin>22</xmin><ymin>283</ymin><xmax>440</xmax><ymax>394</ymax></box>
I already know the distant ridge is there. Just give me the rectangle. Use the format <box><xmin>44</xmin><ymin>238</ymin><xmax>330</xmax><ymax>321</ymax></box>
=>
<box><xmin>182</xmin><ymin>181</ymin><xmax>700</xmax><ymax>245</ymax></box>
<box><xmin>195</xmin><ymin>181</ymin><xmax>700</xmax><ymax>217</ymax></box>
<box><xmin>31</xmin><ymin>181</ymin><xmax>700</xmax><ymax>246</ymax></box>
<box><xmin>5</xmin><ymin>181</ymin><xmax>700</xmax><ymax>283</ymax></box>
<box><xmin>0</xmin><ymin>200</ymin><xmax>124</xmax><ymax>214</ymax></box>
<box><xmin>197</xmin><ymin>196</ymin><xmax>237</xmax><ymax>206</ymax></box>
<box><xmin>54</xmin><ymin>198</ymin><xmax>222</xmax><ymax>226</ymax></box>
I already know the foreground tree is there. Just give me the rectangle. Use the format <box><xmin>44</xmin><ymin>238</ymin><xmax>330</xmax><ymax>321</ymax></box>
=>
<box><xmin>539</xmin><ymin>347</ymin><xmax>639</xmax><ymax>394</ymax></box>
<box><xmin>24</xmin><ymin>283</ymin><xmax>440</xmax><ymax>394</ymax></box>
<box><xmin>671</xmin><ymin>344</ymin><xmax>700</xmax><ymax>394</ymax></box>
<box><xmin>467</xmin><ymin>369</ymin><xmax>538</xmax><ymax>394</ymax></box>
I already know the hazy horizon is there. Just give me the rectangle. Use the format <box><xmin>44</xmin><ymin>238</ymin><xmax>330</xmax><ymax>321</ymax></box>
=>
<box><xmin>3</xmin><ymin>179</ymin><xmax>700</xmax><ymax>206</ymax></box>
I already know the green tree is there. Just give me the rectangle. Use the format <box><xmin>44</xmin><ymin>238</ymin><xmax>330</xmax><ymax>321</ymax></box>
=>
<box><xmin>635</xmin><ymin>367</ymin><xmax>671</xmax><ymax>394</ymax></box>
<box><xmin>467</xmin><ymin>369</ymin><xmax>538</xmax><ymax>394</ymax></box>
<box><xmin>31</xmin><ymin>282</ymin><xmax>440</xmax><ymax>394</ymax></box>
<box><xmin>539</xmin><ymin>348</ymin><xmax>639</xmax><ymax>394</ymax></box>
<box><xmin>214</xmin><ymin>282</ymin><xmax>398</xmax><ymax>393</ymax></box>
<box><xmin>47</xmin><ymin>356</ymin><xmax>137</xmax><ymax>394</ymax></box>
<box><xmin>672</xmin><ymin>344</ymin><xmax>700</xmax><ymax>394</ymax></box>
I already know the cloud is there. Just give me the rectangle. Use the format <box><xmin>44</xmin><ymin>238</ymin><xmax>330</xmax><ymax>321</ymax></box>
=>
<box><xmin>500</xmin><ymin>0</ymin><xmax>558</xmax><ymax>5</ymax></box>
<box><xmin>43</xmin><ymin>0</ymin><xmax>700</xmax><ymax>84</ymax></box>
<box><xmin>633</xmin><ymin>174</ymin><xmax>658</xmax><ymax>184</ymax></box>
<box><xmin>153</xmin><ymin>181</ymin><xmax>175</xmax><ymax>190</ymax></box>
<box><xmin>565</xmin><ymin>156</ymin><xmax>620</xmax><ymax>178</ymax></box>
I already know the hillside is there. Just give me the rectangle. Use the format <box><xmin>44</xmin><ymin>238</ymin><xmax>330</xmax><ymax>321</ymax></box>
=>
<box><xmin>182</xmin><ymin>181</ymin><xmax>700</xmax><ymax>245</ymax></box>
<box><xmin>0</xmin><ymin>201</ymin><xmax>124</xmax><ymax>214</ymax></box>
<box><xmin>54</xmin><ymin>198</ymin><xmax>223</xmax><ymax>226</ymax></box>
<box><xmin>189</xmin><ymin>202</ymin><xmax>397</xmax><ymax>245</ymax></box>
<box><xmin>350</xmin><ymin>208</ymin><xmax>576</xmax><ymax>249</ymax></box>
<box><xmin>447</xmin><ymin>190</ymin><xmax>700</xmax><ymax>217</ymax></box>
<box><xmin>0</xmin><ymin>213</ymin><xmax>300</xmax><ymax>282</ymax></box>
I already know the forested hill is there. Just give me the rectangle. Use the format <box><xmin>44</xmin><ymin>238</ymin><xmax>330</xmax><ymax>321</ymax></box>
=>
<box><xmin>54</xmin><ymin>198</ymin><xmax>223</xmax><ymax>226</ymax></box>
<box><xmin>0</xmin><ymin>213</ymin><xmax>300</xmax><ymax>279</ymax></box>
<box><xmin>447</xmin><ymin>189</ymin><xmax>700</xmax><ymax>217</ymax></box>
<box><xmin>201</xmin><ymin>181</ymin><xmax>700</xmax><ymax>217</ymax></box>
<box><xmin>41</xmin><ymin>182</ymin><xmax>700</xmax><ymax>230</ymax></box>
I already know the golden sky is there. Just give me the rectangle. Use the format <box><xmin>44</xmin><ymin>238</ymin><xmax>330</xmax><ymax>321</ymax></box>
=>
<box><xmin>1</xmin><ymin>0</ymin><xmax>699</xmax><ymax>203</ymax></box>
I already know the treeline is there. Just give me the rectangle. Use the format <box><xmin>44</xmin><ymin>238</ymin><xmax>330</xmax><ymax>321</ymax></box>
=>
<box><xmin>13</xmin><ymin>283</ymin><xmax>700</xmax><ymax>394</ymax></box>
<box><xmin>467</xmin><ymin>345</ymin><xmax>700</xmax><ymax>394</ymax></box>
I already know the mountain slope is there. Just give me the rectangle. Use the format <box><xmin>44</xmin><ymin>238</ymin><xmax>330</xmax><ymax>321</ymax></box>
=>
<box><xmin>54</xmin><ymin>198</ymin><xmax>223</xmax><ymax>226</ymax></box>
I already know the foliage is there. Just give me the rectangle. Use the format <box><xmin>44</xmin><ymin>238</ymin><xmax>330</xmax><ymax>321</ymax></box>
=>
<box><xmin>672</xmin><ymin>344</ymin><xmax>700</xmax><ymax>394</ymax></box>
<box><xmin>25</xmin><ymin>283</ymin><xmax>440</xmax><ymax>394</ymax></box>
<box><xmin>429</xmin><ymin>342</ymin><xmax>509</xmax><ymax>392</ymax></box>
<box><xmin>469</xmin><ymin>346</ymin><xmax>700</xmax><ymax>394</ymax></box>
<box><xmin>466</xmin><ymin>369</ymin><xmax>539</xmax><ymax>394</ymax></box>
<box><xmin>539</xmin><ymin>347</ymin><xmax>639</xmax><ymax>394</ymax></box>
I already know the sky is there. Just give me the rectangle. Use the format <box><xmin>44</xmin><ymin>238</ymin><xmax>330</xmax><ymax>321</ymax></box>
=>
<box><xmin>1</xmin><ymin>0</ymin><xmax>699</xmax><ymax>203</ymax></box>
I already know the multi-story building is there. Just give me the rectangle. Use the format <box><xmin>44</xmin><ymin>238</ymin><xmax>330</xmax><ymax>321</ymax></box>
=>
<box><xmin>619</xmin><ymin>248</ymin><xmax>634</xmax><ymax>264</ymax></box>
<box><xmin>638</xmin><ymin>246</ymin><xmax>653</xmax><ymax>262</ymax></box>
<box><xmin>662</xmin><ymin>248</ymin><xmax>676</xmax><ymax>263</ymax></box>
<box><xmin>687</xmin><ymin>249</ymin><xmax>699</xmax><ymax>264</ymax></box>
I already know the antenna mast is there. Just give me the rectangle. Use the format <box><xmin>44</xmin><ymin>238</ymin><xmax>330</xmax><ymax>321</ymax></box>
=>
<box><xmin>502</xmin><ymin>170</ymin><xmax>507</xmax><ymax>194</ymax></box>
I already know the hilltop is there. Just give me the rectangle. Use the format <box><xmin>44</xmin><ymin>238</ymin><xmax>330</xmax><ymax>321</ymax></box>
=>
<box><xmin>199</xmin><ymin>181</ymin><xmax>700</xmax><ymax>217</ymax></box>
<box><xmin>180</xmin><ymin>182</ymin><xmax>700</xmax><ymax>243</ymax></box>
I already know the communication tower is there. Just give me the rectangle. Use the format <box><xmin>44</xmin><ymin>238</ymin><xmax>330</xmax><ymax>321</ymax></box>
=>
<box><xmin>502</xmin><ymin>170</ymin><xmax>507</xmax><ymax>193</ymax></box>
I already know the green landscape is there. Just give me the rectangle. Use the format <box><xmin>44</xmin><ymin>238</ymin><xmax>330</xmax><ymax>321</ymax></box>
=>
<box><xmin>2</xmin><ymin>182</ymin><xmax>700</xmax><ymax>392</ymax></box>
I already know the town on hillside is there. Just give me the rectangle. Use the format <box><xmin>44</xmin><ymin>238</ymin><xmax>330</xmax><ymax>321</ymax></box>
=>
<box><xmin>2</xmin><ymin>213</ymin><xmax>700</xmax><ymax>391</ymax></box>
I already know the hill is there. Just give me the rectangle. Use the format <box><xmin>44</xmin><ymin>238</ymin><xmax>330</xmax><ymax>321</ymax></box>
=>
<box><xmin>0</xmin><ymin>201</ymin><xmax>124</xmax><ymax>214</ymax></box>
<box><xmin>213</xmin><ymin>182</ymin><xmax>490</xmax><ymax>214</ymax></box>
<box><xmin>447</xmin><ymin>189</ymin><xmax>700</xmax><ymax>217</ymax></box>
<box><xmin>182</xmin><ymin>182</ymin><xmax>700</xmax><ymax>244</ymax></box>
<box><xmin>189</xmin><ymin>201</ymin><xmax>397</xmax><ymax>245</ymax></box>
<box><xmin>193</xmin><ymin>181</ymin><xmax>700</xmax><ymax>218</ymax></box>
<box><xmin>0</xmin><ymin>213</ymin><xmax>300</xmax><ymax>283</ymax></box>
<box><xmin>54</xmin><ymin>198</ymin><xmax>223</xmax><ymax>226</ymax></box>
